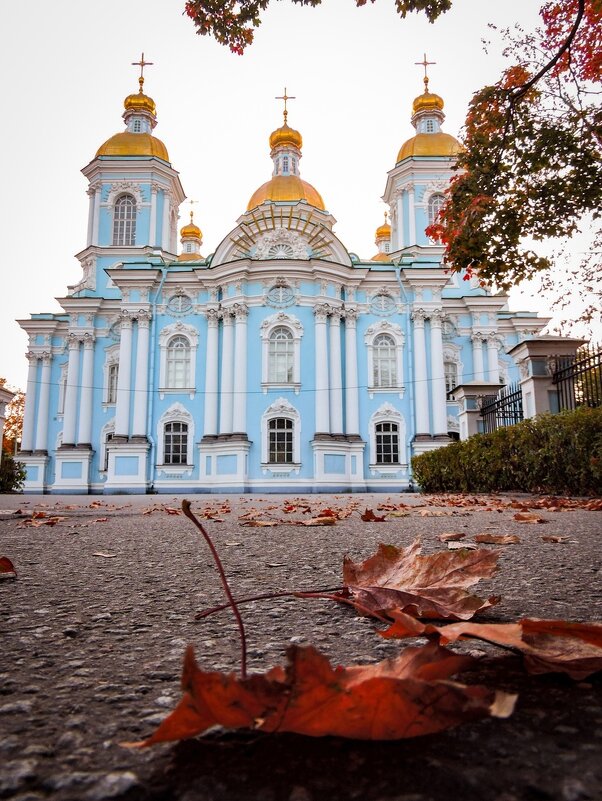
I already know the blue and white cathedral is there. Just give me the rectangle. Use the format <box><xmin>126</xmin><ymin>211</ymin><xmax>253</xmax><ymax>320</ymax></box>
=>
<box><xmin>17</xmin><ymin>69</ymin><xmax>546</xmax><ymax>493</ymax></box>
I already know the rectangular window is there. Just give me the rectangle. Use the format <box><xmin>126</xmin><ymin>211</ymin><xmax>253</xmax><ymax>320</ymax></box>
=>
<box><xmin>107</xmin><ymin>363</ymin><xmax>118</xmax><ymax>404</ymax></box>
<box><xmin>376</xmin><ymin>422</ymin><xmax>399</xmax><ymax>464</ymax></box>
<box><xmin>164</xmin><ymin>421</ymin><xmax>188</xmax><ymax>464</ymax></box>
<box><xmin>444</xmin><ymin>362</ymin><xmax>458</xmax><ymax>394</ymax></box>
<box><xmin>269</xmin><ymin>418</ymin><xmax>293</xmax><ymax>463</ymax></box>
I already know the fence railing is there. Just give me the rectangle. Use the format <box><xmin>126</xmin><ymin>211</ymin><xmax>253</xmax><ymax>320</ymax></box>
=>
<box><xmin>551</xmin><ymin>344</ymin><xmax>602</xmax><ymax>412</ymax></box>
<box><xmin>480</xmin><ymin>382</ymin><xmax>524</xmax><ymax>433</ymax></box>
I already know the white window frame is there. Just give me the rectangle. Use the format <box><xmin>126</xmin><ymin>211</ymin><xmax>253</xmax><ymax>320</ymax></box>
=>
<box><xmin>369</xmin><ymin>403</ymin><xmax>407</xmax><ymax>471</ymax></box>
<box><xmin>99</xmin><ymin>419</ymin><xmax>115</xmax><ymax>472</ymax></box>
<box><xmin>166</xmin><ymin>335</ymin><xmax>191</xmax><ymax>389</ymax></box>
<box><xmin>57</xmin><ymin>363</ymin><xmax>68</xmax><ymax>416</ymax></box>
<box><xmin>112</xmin><ymin>194</ymin><xmax>137</xmax><ymax>246</ymax></box>
<box><xmin>260</xmin><ymin>398</ymin><xmax>301</xmax><ymax>473</ymax></box>
<box><xmin>364</xmin><ymin>321</ymin><xmax>405</xmax><ymax>398</ymax></box>
<box><xmin>427</xmin><ymin>193</ymin><xmax>446</xmax><ymax>226</ymax></box>
<box><xmin>103</xmin><ymin>345</ymin><xmax>120</xmax><ymax>406</ymax></box>
<box><xmin>156</xmin><ymin>402</ymin><xmax>194</xmax><ymax>468</ymax></box>
<box><xmin>260</xmin><ymin>313</ymin><xmax>303</xmax><ymax>394</ymax></box>
<box><xmin>443</xmin><ymin>344</ymin><xmax>464</xmax><ymax>396</ymax></box>
<box><xmin>158</xmin><ymin>323</ymin><xmax>198</xmax><ymax>397</ymax></box>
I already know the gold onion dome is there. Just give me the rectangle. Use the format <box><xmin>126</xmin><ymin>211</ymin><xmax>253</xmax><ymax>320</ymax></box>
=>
<box><xmin>96</xmin><ymin>132</ymin><xmax>169</xmax><ymax>160</ymax></box>
<box><xmin>180</xmin><ymin>212</ymin><xmax>201</xmax><ymax>239</ymax></box>
<box><xmin>375</xmin><ymin>218</ymin><xmax>391</xmax><ymax>239</ymax></box>
<box><xmin>247</xmin><ymin>176</ymin><xmax>325</xmax><ymax>211</ymax></box>
<box><xmin>269</xmin><ymin>123</ymin><xmax>303</xmax><ymax>151</ymax></box>
<box><xmin>397</xmin><ymin>132</ymin><xmax>462</xmax><ymax>162</ymax></box>
<box><xmin>412</xmin><ymin>90</ymin><xmax>444</xmax><ymax>115</ymax></box>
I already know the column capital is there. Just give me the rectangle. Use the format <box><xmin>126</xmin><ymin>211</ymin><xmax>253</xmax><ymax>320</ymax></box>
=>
<box><xmin>343</xmin><ymin>307</ymin><xmax>358</xmax><ymax>326</ymax></box>
<box><xmin>26</xmin><ymin>350</ymin><xmax>39</xmax><ymax>363</ymax></box>
<box><xmin>471</xmin><ymin>331</ymin><xmax>485</xmax><ymax>344</ymax></box>
<box><xmin>41</xmin><ymin>351</ymin><xmax>53</xmax><ymax>365</ymax></box>
<box><xmin>205</xmin><ymin>308</ymin><xmax>220</xmax><ymax>326</ymax></box>
<box><xmin>486</xmin><ymin>332</ymin><xmax>502</xmax><ymax>348</ymax></box>
<box><xmin>82</xmin><ymin>332</ymin><xmax>96</xmax><ymax>348</ymax></box>
<box><xmin>313</xmin><ymin>303</ymin><xmax>331</xmax><ymax>322</ymax></box>
<box><xmin>429</xmin><ymin>308</ymin><xmax>444</xmax><ymax>326</ymax></box>
<box><xmin>67</xmin><ymin>333</ymin><xmax>81</xmax><ymax>350</ymax></box>
<box><xmin>119</xmin><ymin>310</ymin><xmax>133</xmax><ymax>330</ymax></box>
<box><xmin>232</xmin><ymin>302</ymin><xmax>249</xmax><ymax>320</ymax></box>
<box><xmin>411</xmin><ymin>307</ymin><xmax>428</xmax><ymax>324</ymax></box>
<box><xmin>137</xmin><ymin>310</ymin><xmax>152</xmax><ymax>328</ymax></box>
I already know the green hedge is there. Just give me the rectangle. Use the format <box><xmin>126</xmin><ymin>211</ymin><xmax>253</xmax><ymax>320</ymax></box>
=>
<box><xmin>411</xmin><ymin>407</ymin><xmax>602</xmax><ymax>495</ymax></box>
<box><xmin>0</xmin><ymin>452</ymin><xmax>26</xmax><ymax>493</ymax></box>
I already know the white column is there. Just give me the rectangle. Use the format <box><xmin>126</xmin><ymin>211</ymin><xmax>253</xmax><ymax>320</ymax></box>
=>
<box><xmin>204</xmin><ymin>310</ymin><xmax>219</xmax><ymax>436</ymax></box>
<box><xmin>34</xmin><ymin>352</ymin><xmax>52</xmax><ymax>452</ymax></box>
<box><xmin>329</xmin><ymin>311</ymin><xmax>343</xmax><ymax>434</ymax></box>
<box><xmin>115</xmin><ymin>314</ymin><xmax>133</xmax><ymax>438</ymax></box>
<box><xmin>92</xmin><ymin>184</ymin><xmax>101</xmax><ymax>246</ymax></box>
<box><xmin>344</xmin><ymin>309</ymin><xmax>360</xmax><ymax>435</ymax></box>
<box><xmin>149</xmin><ymin>185</ymin><xmax>158</xmax><ymax>247</ymax></box>
<box><xmin>411</xmin><ymin>310</ymin><xmax>430</xmax><ymax>436</ymax></box>
<box><xmin>21</xmin><ymin>352</ymin><xmax>39</xmax><ymax>452</ymax></box>
<box><xmin>63</xmin><ymin>335</ymin><xmax>81</xmax><ymax>446</ymax></box>
<box><xmin>232</xmin><ymin>304</ymin><xmax>248</xmax><ymax>434</ymax></box>
<box><xmin>77</xmin><ymin>334</ymin><xmax>95</xmax><ymax>445</ymax></box>
<box><xmin>430</xmin><ymin>310</ymin><xmax>448</xmax><ymax>437</ymax></box>
<box><xmin>132</xmin><ymin>313</ymin><xmax>151</xmax><ymax>437</ymax></box>
<box><xmin>472</xmin><ymin>333</ymin><xmax>485</xmax><ymax>381</ymax></box>
<box><xmin>219</xmin><ymin>312</ymin><xmax>234</xmax><ymax>434</ymax></box>
<box><xmin>161</xmin><ymin>190</ymin><xmax>171</xmax><ymax>251</ymax></box>
<box><xmin>396</xmin><ymin>192</ymin><xmax>405</xmax><ymax>250</ymax></box>
<box><xmin>314</xmin><ymin>305</ymin><xmax>330</xmax><ymax>434</ymax></box>
<box><xmin>487</xmin><ymin>335</ymin><xmax>501</xmax><ymax>384</ymax></box>
<box><xmin>87</xmin><ymin>187</ymin><xmax>95</xmax><ymax>246</ymax></box>
<box><xmin>408</xmin><ymin>184</ymin><xmax>416</xmax><ymax>246</ymax></box>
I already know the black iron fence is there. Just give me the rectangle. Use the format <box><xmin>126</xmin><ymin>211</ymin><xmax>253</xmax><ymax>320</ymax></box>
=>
<box><xmin>551</xmin><ymin>344</ymin><xmax>602</xmax><ymax>411</ymax></box>
<box><xmin>480</xmin><ymin>382</ymin><xmax>524</xmax><ymax>434</ymax></box>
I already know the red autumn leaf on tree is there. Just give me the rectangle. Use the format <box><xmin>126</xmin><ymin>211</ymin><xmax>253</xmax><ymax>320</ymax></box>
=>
<box><xmin>380</xmin><ymin>616</ymin><xmax>602</xmax><ymax>681</ymax></box>
<box><xmin>339</xmin><ymin>539</ymin><xmax>500</xmax><ymax>621</ymax></box>
<box><xmin>129</xmin><ymin>640</ymin><xmax>515</xmax><ymax>746</ymax></box>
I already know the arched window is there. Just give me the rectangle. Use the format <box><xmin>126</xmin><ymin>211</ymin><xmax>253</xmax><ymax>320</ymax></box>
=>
<box><xmin>444</xmin><ymin>361</ymin><xmax>458</xmax><ymax>394</ymax></box>
<box><xmin>427</xmin><ymin>193</ymin><xmax>446</xmax><ymax>226</ymax></box>
<box><xmin>113</xmin><ymin>194</ymin><xmax>137</xmax><ymax>246</ymax></box>
<box><xmin>373</xmin><ymin>334</ymin><xmax>397</xmax><ymax>387</ymax></box>
<box><xmin>268</xmin><ymin>417</ymin><xmax>294</xmax><ymax>464</ymax></box>
<box><xmin>164</xmin><ymin>421</ymin><xmax>188</xmax><ymax>465</ymax></box>
<box><xmin>375</xmin><ymin>422</ymin><xmax>399</xmax><ymax>464</ymax></box>
<box><xmin>268</xmin><ymin>327</ymin><xmax>294</xmax><ymax>383</ymax></box>
<box><xmin>166</xmin><ymin>336</ymin><xmax>190</xmax><ymax>388</ymax></box>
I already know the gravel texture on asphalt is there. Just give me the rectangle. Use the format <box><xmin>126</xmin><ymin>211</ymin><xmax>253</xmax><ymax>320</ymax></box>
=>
<box><xmin>0</xmin><ymin>491</ymin><xmax>601</xmax><ymax>801</ymax></box>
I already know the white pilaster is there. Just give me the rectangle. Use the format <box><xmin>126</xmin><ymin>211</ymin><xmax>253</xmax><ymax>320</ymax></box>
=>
<box><xmin>396</xmin><ymin>192</ymin><xmax>405</xmax><ymax>250</ymax></box>
<box><xmin>204</xmin><ymin>310</ymin><xmax>219</xmax><ymax>436</ymax></box>
<box><xmin>430</xmin><ymin>310</ymin><xmax>448</xmax><ymax>437</ymax></box>
<box><xmin>472</xmin><ymin>333</ymin><xmax>485</xmax><ymax>381</ymax></box>
<box><xmin>63</xmin><ymin>335</ymin><xmax>81</xmax><ymax>446</ymax></box>
<box><xmin>132</xmin><ymin>313</ymin><xmax>151</xmax><ymax>437</ymax></box>
<box><xmin>344</xmin><ymin>309</ymin><xmax>360</xmax><ymax>436</ymax></box>
<box><xmin>149</xmin><ymin>184</ymin><xmax>158</xmax><ymax>247</ymax></box>
<box><xmin>487</xmin><ymin>335</ymin><xmax>501</xmax><ymax>384</ymax></box>
<box><xmin>87</xmin><ymin>187</ymin><xmax>95</xmax><ymax>247</ymax></box>
<box><xmin>219</xmin><ymin>312</ymin><xmax>234</xmax><ymax>434</ymax></box>
<box><xmin>21</xmin><ymin>352</ymin><xmax>38</xmax><ymax>452</ymax></box>
<box><xmin>34</xmin><ymin>353</ymin><xmax>52</xmax><ymax>452</ymax></box>
<box><xmin>161</xmin><ymin>190</ymin><xmax>170</xmax><ymax>251</ymax></box>
<box><xmin>232</xmin><ymin>304</ymin><xmax>248</xmax><ymax>434</ymax></box>
<box><xmin>115</xmin><ymin>313</ymin><xmax>133</xmax><ymax>438</ymax></box>
<box><xmin>92</xmin><ymin>184</ymin><xmax>101</xmax><ymax>246</ymax></box>
<box><xmin>408</xmin><ymin>184</ymin><xmax>416</xmax><ymax>246</ymax></box>
<box><xmin>329</xmin><ymin>311</ymin><xmax>343</xmax><ymax>434</ymax></box>
<box><xmin>77</xmin><ymin>334</ymin><xmax>95</xmax><ymax>445</ymax></box>
<box><xmin>314</xmin><ymin>304</ymin><xmax>330</xmax><ymax>434</ymax></box>
<box><xmin>411</xmin><ymin>309</ymin><xmax>430</xmax><ymax>436</ymax></box>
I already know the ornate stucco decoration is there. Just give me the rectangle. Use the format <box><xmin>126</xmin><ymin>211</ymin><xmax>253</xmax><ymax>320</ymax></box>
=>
<box><xmin>254</xmin><ymin>230</ymin><xmax>310</xmax><ymax>260</ymax></box>
<box><xmin>105</xmin><ymin>181</ymin><xmax>144</xmax><ymax>209</ymax></box>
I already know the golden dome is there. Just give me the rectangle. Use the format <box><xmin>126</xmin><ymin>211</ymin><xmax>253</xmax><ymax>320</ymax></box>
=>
<box><xmin>96</xmin><ymin>132</ymin><xmax>170</xmax><ymax>161</ymax></box>
<box><xmin>247</xmin><ymin>175</ymin><xmax>325</xmax><ymax>211</ymax></box>
<box><xmin>269</xmin><ymin>123</ymin><xmax>303</xmax><ymax>151</ymax></box>
<box><xmin>124</xmin><ymin>91</ymin><xmax>156</xmax><ymax>116</ymax></box>
<box><xmin>180</xmin><ymin>217</ymin><xmax>201</xmax><ymax>239</ymax></box>
<box><xmin>412</xmin><ymin>91</ymin><xmax>444</xmax><ymax>115</ymax></box>
<box><xmin>375</xmin><ymin>212</ymin><xmax>391</xmax><ymax>240</ymax></box>
<box><xmin>371</xmin><ymin>252</ymin><xmax>392</xmax><ymax>262</ymax></box>
<box><xmin>397</xmin><ymin>132</ymin><xmax>462</xmax><ymax>162</ymax></box>
<box><xmin>177</xmin><ymin>252</ymin><xmax>202</xmax><ymax>262</ymax></box>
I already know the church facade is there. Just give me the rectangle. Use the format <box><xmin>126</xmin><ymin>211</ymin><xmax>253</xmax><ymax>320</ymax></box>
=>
<box><xmin>17</xmin><ymin>70</ymin><xmax>546</xmax><ymax>494</ymax></box>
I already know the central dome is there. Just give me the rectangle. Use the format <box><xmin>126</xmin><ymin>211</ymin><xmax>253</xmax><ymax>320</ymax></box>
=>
<box><xmin>247</xmin><ymin>175</ymin><xmax>325</xmax><ymax>211</ymax></box>
<box><xmin>397</xmin><ymin>132</ymin><xmax>462</xmax><ymax>163</ymax></box>
<box><xmin>96</xmin><ymin>132</ymin><xmax>169</xmax><ymax>161</ymax></box>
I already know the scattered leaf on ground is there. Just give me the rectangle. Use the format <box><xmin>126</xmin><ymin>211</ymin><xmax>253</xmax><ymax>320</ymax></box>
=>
<box><xmin>541</xmin><ymin>535</ymin><xmax>570</xmax><ymax>543</ymax></box>
<box><xmin>361</xmin><ymin>508</ymin><xmax>387</xmax><ymax>522</ymax></box>
<box><xmin>296</xmin><ymin>516</ymin><xmax>337</xmax><ymax>527</ymax></box>
<box><xmin>0</xmin><ymin>556</ymin><xmax>17</xmax><ymax>577</ymax></box>
<box><xmin>93</xmin><ymin>552</ymin><xmax>116</xmax><ymax>558</ymax></box>
<box><xmin>129</xmin><ymin>641</ymin><xmax>515</xmax><ymax>745</ymax></box>
<box><xmin>339</xmin><ymin>539</ymin><xmax>500</xmax><ymax>621</ymax></box>
<box><xmin>438</xmin><ymin>532</ymin><xmax>465</xmax><ymax>543</ymax></box>
<box><xmin>447</xmin><ymin>541</ymin><xmax>478</xmax><ymax>550</ymax></box>
<box><xmin>239</xmin><ymin>519</ymin><xmax>279</xmax><ymax>527</ymax></box>
<box><xmin>475</xmin><ymin>534</ymin><xmax>521</xmax><ymax>545</ymax></box>
<box><xmin>513</xmin><ymin>512</ymin><xmax>547</xmax><ymax>523</ymax></box>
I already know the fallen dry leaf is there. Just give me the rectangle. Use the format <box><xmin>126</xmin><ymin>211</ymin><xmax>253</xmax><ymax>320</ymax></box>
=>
<box><xmin>380</xmin><ymin>616</ymin><xmax>602</xmax><ymax>680</ymax></box>
<box><xmin>92</xmin><ymin>517</ymin><xmax>108</xmax><ymax>523</ymax></box>
<box><xmin>340</xmin><ymin>539</ymin><xmax>500</xmax><ymax>621</ymax></box>
<box><xmin>93</xmin><ymin>552</ymin><xmax>116</xmax><ymax>558</ymax></box>
<box><xmin>296</xmin><ymin>516</ymin><xmax>337</xmax><ymax>527</ymax></box>
<box><xmin>0</xmin><ymin>556</ymin><xmax>17</xmax><ymax>577</ymax></box>
<box><xmin>474</xmin><ymin>534</ymin><xmax>521</xmax><ymax>545</ymax></box>
<box><xmin>447</xmin><ymin>541</ymin><xmax>477</xmax><ymax>550</ymax></box>
<box><xmin>239</xmin><ymin>519</ymin><xmax>279</xmax><ymax>527</ymax></box>
<box><xmin>130</xmin><ymin>641</ymin><xmax>515</xmax><ymax>745</ymax></box>
<box><xmin>361</xmin><ymin>508</ymin><xmax>387</xmax><ymax>522</ymax></box>
<box><xmin>513</xmin><ymin>512</ymin><xmax>547</xmax><ymax>524</ymax></box>
<box><xmin>541</xmin><ymin>535</ymin><xmax>570</xmax><ymax>543</ymax></box>
<box><xmin>438</xmin><ymin>533</ymin><xmax>466</xmax><ymax>543</ymax></box>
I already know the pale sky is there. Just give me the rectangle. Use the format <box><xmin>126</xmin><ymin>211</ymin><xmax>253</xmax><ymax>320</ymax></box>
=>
<box><xmin>1</xmin><ymin>0</ymin><xmax>592</xmax><ymax>390</ymax></box>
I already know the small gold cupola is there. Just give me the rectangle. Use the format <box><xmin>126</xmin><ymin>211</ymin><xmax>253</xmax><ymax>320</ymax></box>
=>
<box><xmin>178</xmin><ymin>210</ymin><xmax>203</xmax><ymax>261</ymax></box>
<box><xmin>371</xmin><ymin>211</ymin><xmax>392</xmax><ymax>261</ymax></box>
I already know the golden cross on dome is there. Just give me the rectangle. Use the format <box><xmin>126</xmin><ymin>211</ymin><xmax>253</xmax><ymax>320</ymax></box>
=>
<box><xmin>132</xmin><ymin>52</ymin><xmax>154</xmax><ymax>92</ymax></box>
<box><xmin>415</xmin><ymin>53</ymin><xmax>436</xmax><ymax>92</ymax></box>
<box><xmin>188</xmin><ymin>199</ymin><xmax>198</xmax><ymax>223</ymax></box>
<box><xmin>275</xmin><ymin>87</ymin><xmax>296</xmax><ymax>125</ymax></box>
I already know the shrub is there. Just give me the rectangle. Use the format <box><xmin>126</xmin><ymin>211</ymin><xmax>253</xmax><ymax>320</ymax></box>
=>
<box><xmin>0</xmin><ymin>452</ymin><xmax>26</xmax><ymax>493</ymax></box>
<box><xmin>411</xmin><ymin>407</ymin><xmax>602</xmax><ymax>496</ymax></box>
